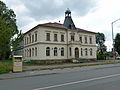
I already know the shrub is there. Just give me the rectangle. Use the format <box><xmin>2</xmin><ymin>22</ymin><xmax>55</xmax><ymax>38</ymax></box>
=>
<box><xmin>0</xmin><ymin>60</ymin><xmax>12</xmax><ymax>74</ymax></box>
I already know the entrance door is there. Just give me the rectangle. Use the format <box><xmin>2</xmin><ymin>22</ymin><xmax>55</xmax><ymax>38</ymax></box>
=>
<box><xmin>75</xmin><ymin>48</ymin><xmax>79</xmax><ymax>58</ymax></box>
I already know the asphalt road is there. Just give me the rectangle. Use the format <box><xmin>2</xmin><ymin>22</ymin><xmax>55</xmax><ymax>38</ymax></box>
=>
<box><xmin>1</xmin><ymin>64</ymin><xmax>120</xmax><ymax>90</ymax></box>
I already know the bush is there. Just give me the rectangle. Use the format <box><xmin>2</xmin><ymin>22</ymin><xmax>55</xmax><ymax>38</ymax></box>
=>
<box><xmin>0</xmin><ymin>60</ymin><xmax>12</xmax><ymax>74</ymax></box>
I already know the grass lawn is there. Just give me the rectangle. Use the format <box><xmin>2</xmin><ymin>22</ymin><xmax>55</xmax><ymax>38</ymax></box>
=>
<box><xmin>0</xmin><ymin>60</ymin><xmax>13</xmax><ymax>74</ymax></box>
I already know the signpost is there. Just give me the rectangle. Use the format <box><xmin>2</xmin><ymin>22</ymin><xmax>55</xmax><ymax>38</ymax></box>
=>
<box><xmin>13</xmin><ymin>56</ymin><xmax>23</xmax><ymax>72</ymax></box>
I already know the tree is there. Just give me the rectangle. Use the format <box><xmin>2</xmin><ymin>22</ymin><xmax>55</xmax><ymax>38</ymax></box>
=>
<box><xmin>0</xmin><ymin>1</ymin><xmax>18</xmax><ymax>60</ymax></box>
<box><xmin>114</xmin><ymin>33</ymin><xmax>120</xmax><ymax>55</ymax></box>
<box><xmin>96</xmin><ymin>32</ymin><xmax>106</xmax><ymax>53</ymax></box>
<box><xmin>96</xmin><ymin>32</ymin><xmax>107</xmax><ymax>59</ymax></box>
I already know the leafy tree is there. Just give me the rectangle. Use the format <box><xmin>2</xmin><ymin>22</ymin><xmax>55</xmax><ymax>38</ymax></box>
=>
<box><xmin>96</xmin><ymin>32</ymin><xmax>106</xmax><ymax>53</ymax></box>
<box><xmin>0</xmin><ymin>1</ymin><xmax>18</xmax><ymax>60</ymax></box>
<box><xmin>96</xmin><ymin>32</ymin><xmax>107</xmax><ymax>59</ymax></box>
<box><xmin>114</xmin><ymin>33</ymin><xmax>120</xmax><ymax>55</ymax></box>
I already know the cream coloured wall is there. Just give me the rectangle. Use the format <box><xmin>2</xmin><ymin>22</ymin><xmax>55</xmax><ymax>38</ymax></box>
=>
<box><xmin>23</xmin><ymin>26</ymin><xmax>97</xmax><ymax>60</ymax></box>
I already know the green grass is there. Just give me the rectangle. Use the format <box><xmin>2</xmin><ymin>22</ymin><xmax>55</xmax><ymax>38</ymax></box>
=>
<box><xmin>24</xmin><ymin>61</ymin><xmax>120</xmax><ymax>71</ymax></box>
<box><xmin>0</xmin><ymin>60</ymin><xmax>13</xmax><ymax>74</ymax></box>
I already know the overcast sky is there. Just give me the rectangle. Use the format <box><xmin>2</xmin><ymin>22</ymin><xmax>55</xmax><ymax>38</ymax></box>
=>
<box><xmin>2</xmin><ymin>0</ymin><xmax>120</xmax><ymax>51</ymax></box>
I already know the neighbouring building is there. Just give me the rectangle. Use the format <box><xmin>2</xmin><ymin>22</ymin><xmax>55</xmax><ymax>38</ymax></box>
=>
<box><xmin>23</xmin><ymin>9</ymin><xmax>97</xmax><ymax>63</ymax></box>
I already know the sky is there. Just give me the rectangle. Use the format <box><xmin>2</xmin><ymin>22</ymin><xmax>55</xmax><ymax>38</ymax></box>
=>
<box><xmin>2</xmin><ymin>0</ymin><xmax>120</xmax><ymax>51</ymax></box>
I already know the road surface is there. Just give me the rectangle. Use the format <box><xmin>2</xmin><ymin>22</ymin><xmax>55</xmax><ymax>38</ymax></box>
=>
<box><xmin>1</xmin><ymin>64</ymin><xmax>120</xmax><ymax>90</ymax></box>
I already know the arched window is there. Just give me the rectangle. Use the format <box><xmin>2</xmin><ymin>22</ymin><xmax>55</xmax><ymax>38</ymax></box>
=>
<box><xmin>35</xmin><ymin>47</ymin><xmax>37</xmax><ymax>56</ymax></box>
<box><xmin>29</xmin><ymin>48</ymin><xmax>31</xmax><ymax>57</ymax></box>
<box><xmin>27</xmin><ymin>49</ymin><xmax>29</xmax><ymax>57</ymax></box>
<box><xmin>61</xmin><ymin>47</ymin><xmax>64</xmax><ymax>56</ymax></box>
<box><xmin>85</xmin><ymin>48</ymin><xmax>88</xmax><ymax>56</ymax></box>
<box><xmin>90</xmin><ymin>48</ymin><xmax>92</xmax><ymax>56</ymax></box>
<box><xmin>32</xmin><ymin>48</ymin><xmax>34</xmax><ymax>56</ymax></box>
<box><xmin>54</xmin><ymin>47</ymin><xmax>57</xmax><ymax>56</ymax></box>
<box><xmin>46</xmin><ymin>47</ymin><xmax>50</xmax><ymax>56</ymax></box>
<box><xmin>24</xmin><ymin>50</ymin><xmax>26</xmax><ymax>57</ymax></box>
<box><xmin>69</xmin><ymin>47</ymin><xmax>71</xmax><ymax>56</ymax></box>
<box><xmin>81</xmin><ymin>48</ymin><xmax>83</xmax><ymax>56</ymax></box>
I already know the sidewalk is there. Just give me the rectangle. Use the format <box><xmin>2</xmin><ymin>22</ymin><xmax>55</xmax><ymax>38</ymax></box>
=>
<box><xmin>0</xmin><ymin>60</ymin><xmax>120</xmax><ymax>80</ymax></box>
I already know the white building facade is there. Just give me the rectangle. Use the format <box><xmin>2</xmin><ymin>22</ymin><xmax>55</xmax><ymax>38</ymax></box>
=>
<box><xmin>23</xmin><ymin>10</ymin><xmax>97</xmax><ymax>62</ymax></box>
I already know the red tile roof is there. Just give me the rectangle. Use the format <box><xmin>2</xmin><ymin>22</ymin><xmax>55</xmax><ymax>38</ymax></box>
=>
<box><xmin>24</xmin><ymin>22</ymin><xmax>96</xmax><ymax>34</ymax></box>
<box><xmin>40</xmin><ymin>22</ymin><xmax>67</xmax><ymax>29</ymax></box>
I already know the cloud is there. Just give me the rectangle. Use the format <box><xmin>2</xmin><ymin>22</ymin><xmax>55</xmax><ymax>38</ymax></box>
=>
<box><xmin>21</xmin><ymin>0</ymin><xmax>97</xmax><ymax>20</ymax></box>
<box><xmin>3</xmin><ymin>0</ymin><xmax>97</xmax><ymax>30</ymax></box>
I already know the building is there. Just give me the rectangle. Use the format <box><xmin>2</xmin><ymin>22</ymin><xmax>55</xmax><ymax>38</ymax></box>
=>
<box><xmin>23</xmin><ymin>9</ymin><xmax>97</xmax><ymax>63</ymax></box>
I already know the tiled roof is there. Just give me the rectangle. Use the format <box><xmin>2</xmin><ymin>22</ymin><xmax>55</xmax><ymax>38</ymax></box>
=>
<box><xmin>24</xmin><ymin>22</ymin><xmax>96</xmax><ymax>34</ymax></box>
<box><xmin>40</xmin><ymin>22</ymin><xmax>67</xmax><ymax>29</ymax></box>
<box><xmin>77</xmin><ymin>28</ymin><xmax>96</xmax><ymax>34</ymax></box>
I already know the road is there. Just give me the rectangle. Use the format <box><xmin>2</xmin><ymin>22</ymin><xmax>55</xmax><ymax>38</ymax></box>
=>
<box><xmin>1</xmin><ymin>64</ymin><xmax>120</xmax><ymax>90</ymax></box>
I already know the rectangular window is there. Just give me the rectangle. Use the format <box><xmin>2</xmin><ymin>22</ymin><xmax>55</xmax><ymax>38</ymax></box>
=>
<box><xmin>32</xmin><ymin>35</ymin><xmax>34</xmax><ymax>43</ymax></box>
<box><xmin>29</xmin><ymin>34</ymin><xmax>31</xmax><ymax>43</ymax></box>
<box><xmin>79</xmin><ymin>36</ymin><xmax>82</xmax><ymax>43</ymax></box>
<box><xmin>89</xmin><ymin>36</ymin><xmax>92</xmax><ymax>44</ymax></box>
<box><xmin>46</xmin><ymin>33</ymin><xmax>50</xmax><ymax>41</ymax></box>
<box><xmin>85</xmin><ymin>36</ymin><xmax>87</xmax><ymax>44</ymax></box>
<box><xmin>35</xmin><ymin>32</ymin><xmax>37</xmax><ymax>42</ymax></box>
<box><xmin>71</xmin><ymin>35</ymin><xmax>74</xmax><ymax>41</ymax></box>
<box><xmin>27</xmin><ymin>37</ymin><xmax>29</xmax><ymax>44</ymax></box>
<box><xmin>24</xmin><ymin>37</ymin><xmax>26</xmax><ymax>45</ymax></box>
<box><xmin>54</xmin><ymin>34</ymin><xmax>58</xmax><ymax>41</ymax></box>
<box><xmin>61</xmin><ymin>35</ymin><xmax>64</xmax><ymax>42</ymax></box>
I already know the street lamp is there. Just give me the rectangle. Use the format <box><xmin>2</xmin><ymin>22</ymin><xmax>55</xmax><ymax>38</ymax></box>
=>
<box><xmin>111</xmin><ymin>18</ymin><xmax>120</xmax><ymax>55</ymax></box>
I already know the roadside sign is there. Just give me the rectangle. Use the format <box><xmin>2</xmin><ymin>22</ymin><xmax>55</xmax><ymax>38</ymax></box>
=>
<box><xmin>13</xmin><ymin>56</ymin><xmax>23</xmax><ymax>72</ymax></box>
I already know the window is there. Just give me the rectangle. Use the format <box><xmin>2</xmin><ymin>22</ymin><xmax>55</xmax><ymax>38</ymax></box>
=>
<box><xmin>27</xmin><ymin>49</ymin><xmax>29</xmax><ymax>57</ymax></box>
<box><xmin>85</xmin><ymin>48</ymin><xmax>88</xmax><ymax>56</ymax></box>
<box><xmin>54</xmin><ymin>34</ymin><xmax>58</xmax><ymax>41</ymax></box>
<box><xmin>29</xmin><ymin>34</ymin><xmax>31</xmax><ymax>43</ymax></box>
<box><xmin>81</xmin><ymin>48</ymin><xmax>83</xmax><ymax>56</ymax></box>
<box><xmin>24</xmin><ymin>49</ymin><xmax>26</xmax><ymax>57</ymax></box>
<box><xmin>29</xmin><ymin>48</ymin><xmax>31</xmax><ymax>57</ymax></box>
<box><xmin>54</xmin><ymin>47</ymin><xmax>57</xmax><ymax>56</ymax></box>
<box><xmin>24</xmin><ymin>37</ymin><xmax>26</xmax><ymax>45</ymax></box>
<box><xmin>89</xmin><ymin>36</ymin><xmax>92</xmax><ymax>44</ymax></box>
<box><xmin>35</xmin><ymin>47</ymin><xmax>37</xmax><ymax>56</ymax></box>
<box><xmin>27</xmin><ymin>37</ymin><xmax>29</xmax><ymax>44</ymax></box>
<box><xmin>46</xmin><ymin>47</ymin><xmax>50</xmax><ymax>56</ymax></box>
<box><xmin>32</xmin><ymin>48</ymin><xmax>34</xmax><ymax>56</ymax></box>
<box><xmin>46</xmin><ymin>33</ymin><xmax>50</xmax><ymax>41</ymax></box>
<box><xmin>79</xmin><ymin>36</ymin><xmax>82</xmax><ymax>43</ymax></box>
<box><xmin>85</xmin><ymin>36</ymin><xmax>87</xmax><ymax>44</ymax></box>
<box><xmin>90</xmin><ymin>48</ymin><xmax>92</xmax><ymax>56</ymax></box>
<box><xmin>69</xmin><ymin>47</ymin><xmax>71</xmax><ymax>56</ymax></box>
<box><xmin>61</xmin><ymin>35</ymin><xmax>64</xmax><ymax>42</ymax></box>
<box><xmin>32</xmin><ymin>35</ymin><xmax>34</xmax><ymax>43</ymax></box>
<box><xmin>71</xmin><ymin>35</ymin><xmax>74</xmax><ymax>41</ymax></box>
<box><xmin>61</xmin><ymin>47</ymin><xmax>64</xmax><ymax>56</ymax></box>
<box><xmin>35</xmin><ymin>32</ymin><xmax>37</xmax><ymax>42</ymax></box>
